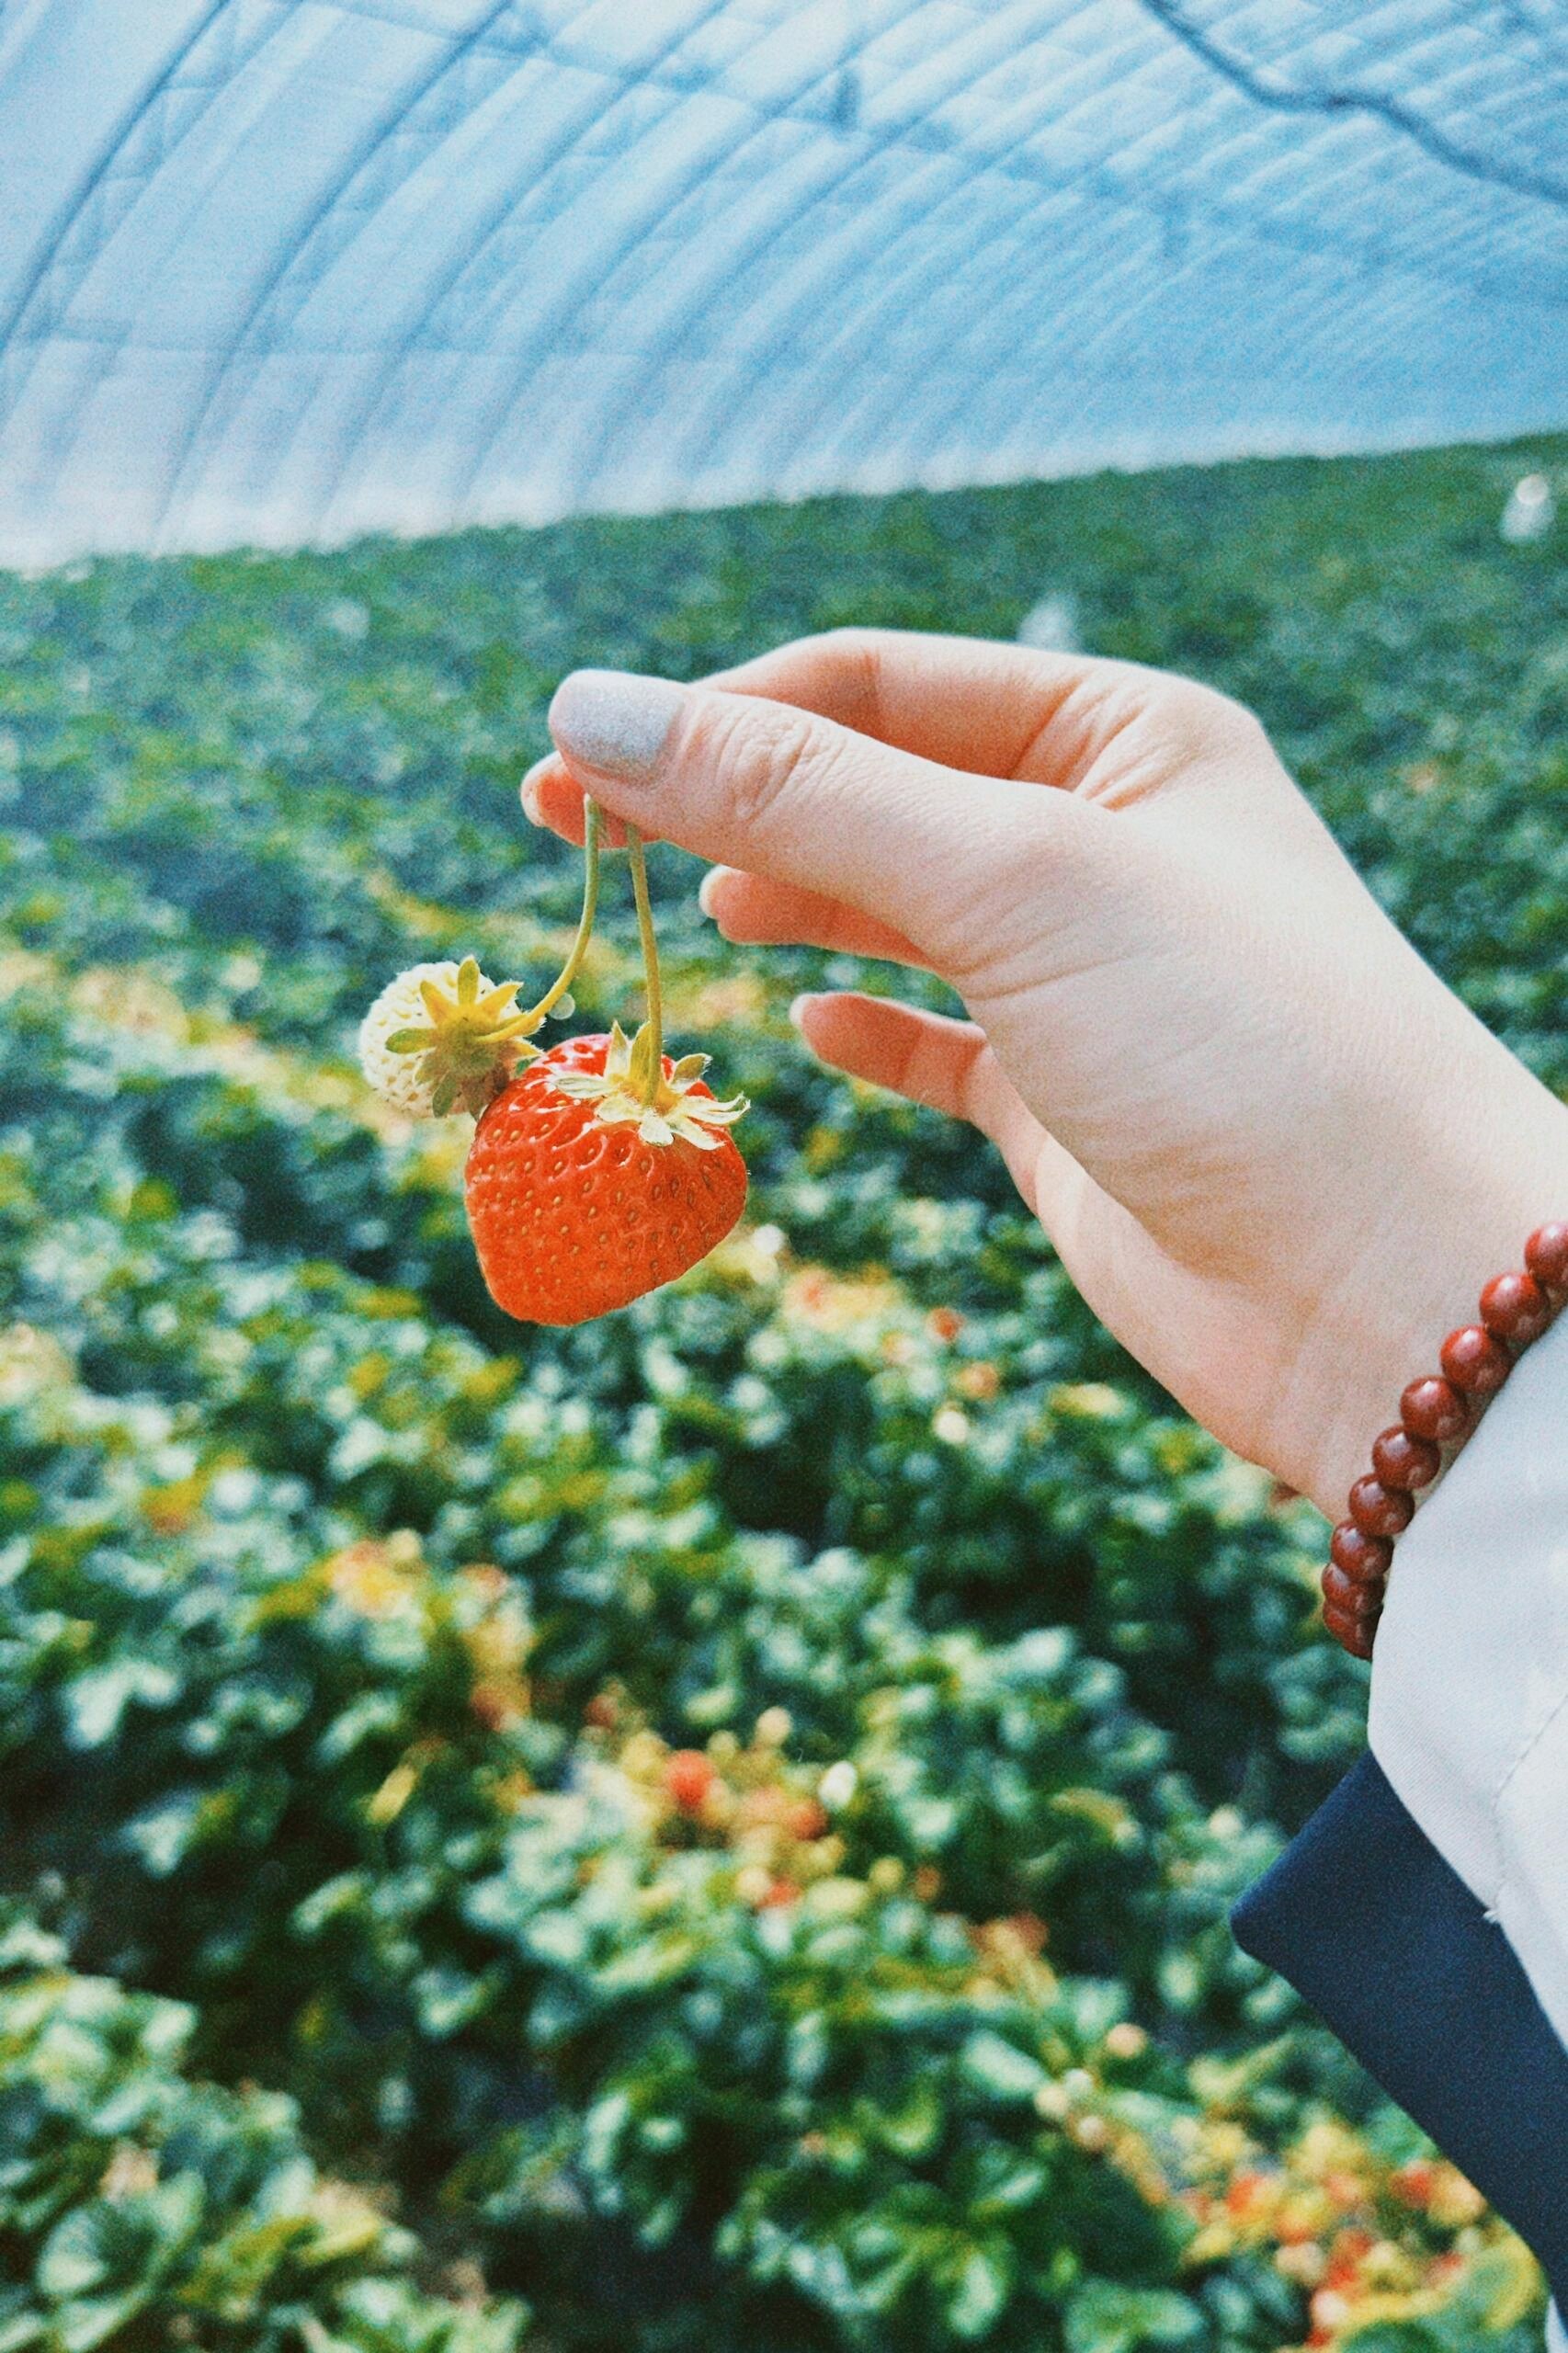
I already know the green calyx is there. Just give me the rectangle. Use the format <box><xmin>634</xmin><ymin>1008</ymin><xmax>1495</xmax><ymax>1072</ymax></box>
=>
<box><xmin>386</xmin><ymin>806</ymin><xmax>607</xmax><ymax>1117</ymax></box>
<box><xmin>551</xmin><ymin>1017</ymin><xmax>748</xmax><ymax>1149</ymax></box>
<box><xmin>377</xmin><ymin>790</ymin><xmax>744</xmax><ymax>1139</ymax></box>
<box><xmin>385</xmin><ymin>955</ymin><xmax>541</xmax><ymax>1117</ymax></box>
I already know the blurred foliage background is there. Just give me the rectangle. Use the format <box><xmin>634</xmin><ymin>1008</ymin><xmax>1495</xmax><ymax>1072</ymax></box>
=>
<box><xmin>1</xmin><ymin>433</ymin><xmax>1565</xmax><ymax>2352</ymax></box>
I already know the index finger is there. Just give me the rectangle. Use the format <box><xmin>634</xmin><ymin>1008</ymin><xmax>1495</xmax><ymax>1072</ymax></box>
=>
<box><xmin>521</xmin><ymin>631</ymin><xmax>1138</xmax><ymax>836</ymax></box>
<box><xmin>703</xmin><ymin>628</ymin><xmax>1144</xmax><ymax>787</ymax></box>
<box><xmin>518</xmin><ymin>630</ymin><xmax>1205</xmax><ymax>851</ymax></box>
<box><xmin>517</xmin><ymin>630</ymin><xmax>1092</xmax><ymax>839</ymax></box>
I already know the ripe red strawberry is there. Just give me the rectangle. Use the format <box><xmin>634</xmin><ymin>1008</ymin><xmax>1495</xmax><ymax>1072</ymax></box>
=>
<box><xmin>665</xmin><ymin>1749</ymin><xmax>717</xmax><ymax>1812</ymax></box>
<box><xmin>465</xmin><ymin>1027</ymin><xmax>747</xmax><ymax>1324</ymax></box>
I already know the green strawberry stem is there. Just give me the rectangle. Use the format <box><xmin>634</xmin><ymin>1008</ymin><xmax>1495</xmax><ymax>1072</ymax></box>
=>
<box><xmin>522</xmin><ymin>796</ymin><xmax>601</xmax><ymax>1026</ymax></box>
<box><xmin>625</xmin><ymin>822</ymin><xmax>664</xmax><ymax>1105</ymax></box>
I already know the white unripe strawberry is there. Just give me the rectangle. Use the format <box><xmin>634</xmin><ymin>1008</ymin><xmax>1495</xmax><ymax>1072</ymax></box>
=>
<box><xmin>358</xmin><ymin>958</ymin><xmax>533</xmax><ymax>1118</ymax></box>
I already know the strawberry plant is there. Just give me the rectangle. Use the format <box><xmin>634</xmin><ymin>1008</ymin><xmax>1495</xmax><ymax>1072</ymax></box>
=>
<box><xmin>0</xmin><ymin>1904</ymin><xmax>530</xmax><ymax>2349</ymax></box>
<box><xmin>1</xmin><ymin>431</ymin><xmax>1563</xmax><ymax>2347</ymax></box>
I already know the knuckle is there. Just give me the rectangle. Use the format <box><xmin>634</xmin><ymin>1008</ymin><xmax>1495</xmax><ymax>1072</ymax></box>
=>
<box><xmin>1156</xmin><ymin>673</ymin><xmax>1264</xmax><ymax>754</ymax></box>
<box><xmin>796</xmin><ymin>626</ymin><xmax>887</xmax><ymax>728</ymax></box>
<box><xmin>1220</xmin><ymin>697</ymin><xmax>1272</xmax><ymax>760</ymax></box>
<box><xmin>706</xmin><ymin>703</ymin><xmax>839</xmax><ymax>832</ymax></box>
<box><xmin>1080</xmin><ymin>665</ymin><xmax>1272</xmax><ymax>796</ymax></box>
<box><xmin>801</xmin><ymin>624</ymin><xmax>893</xmax><ymax>670</ymax></box>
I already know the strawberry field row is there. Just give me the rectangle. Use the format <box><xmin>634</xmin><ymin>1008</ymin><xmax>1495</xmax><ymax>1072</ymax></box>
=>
<box><xmin>3</xmin><ymin>432</ymin><xmax>1564</xmax><ymax>2347</ymax></box>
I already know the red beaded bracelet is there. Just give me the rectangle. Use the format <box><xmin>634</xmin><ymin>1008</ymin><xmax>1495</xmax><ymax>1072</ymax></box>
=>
<box><xmin>1322</xmin><ymin>1222</ymin><xmax>1568</xmax><ymax>1660</ymax></box>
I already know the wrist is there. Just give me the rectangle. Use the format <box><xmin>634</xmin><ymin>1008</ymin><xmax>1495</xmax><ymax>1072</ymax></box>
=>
<box><xmin>1284</xmin><ymin>1071</ymin><xmax>1568</xmax><ymax>1522</ymax></box>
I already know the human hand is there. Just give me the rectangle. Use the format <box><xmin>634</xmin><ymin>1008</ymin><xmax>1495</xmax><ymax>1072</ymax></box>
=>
<box><xmin>521</xmin><ymin>631</ymin><xmax>1568</xmax><ymax>1519</ymax></box>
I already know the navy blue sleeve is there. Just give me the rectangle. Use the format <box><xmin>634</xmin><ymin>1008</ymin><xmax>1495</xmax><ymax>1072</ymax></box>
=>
<box><xmin>1233</xmin><ymin>1751</ymin><xmax>1568</xmax><ymax>2304</ymax></box>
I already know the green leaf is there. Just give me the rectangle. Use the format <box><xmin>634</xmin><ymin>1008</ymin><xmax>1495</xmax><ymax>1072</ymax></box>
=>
<box><xmin>1065</xmin><ymin>2280</ymin><xmax>1203</xmax><ymax>2353</ymax></box>
<box><xmin>960</xmin><ymin>2031</ymin><xmax>1046</xmax><ymax>2102</ymax></box>
<box><xmin>56</xmin><ymin>2293</ymin><xmax>156</xmax><ymax>2353</ymax></box>
<box><xmin>123</xmin><ymin>1790</ymin><xmax>204</xmax><ymax>1877</ymax></box>
<box><xmin>865</xmin><ymin>2075</ymin><xmax>943</xmax><ymax>2158</ymax></box>
<box><xmin>62</xmin><ymin>1662</ymin><xmax>178</xmax><ymax>1749</ymax></box>
<box><xmin>948</xmin><ymin>2245</ymin><xmax>1014</xmax><ymax>2340</ymax></box>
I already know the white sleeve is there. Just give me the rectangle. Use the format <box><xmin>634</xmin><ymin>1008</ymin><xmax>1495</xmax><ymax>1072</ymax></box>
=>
<box><xmin>1549</xmin><ymin>2303</ymin><xmax>1565</xmax><ymax>2353</ymax></box>
<box><xmin>1369</xmin><ymin>1305</ymin><xmax>1568</xmax><ymax>2048</ymax></box>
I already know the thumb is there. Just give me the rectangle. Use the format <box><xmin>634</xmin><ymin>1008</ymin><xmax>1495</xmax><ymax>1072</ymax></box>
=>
<box><xmin>546</xmin><ymin>667</ymin><xmax>1082</xmax><ymax>968</ymax></box>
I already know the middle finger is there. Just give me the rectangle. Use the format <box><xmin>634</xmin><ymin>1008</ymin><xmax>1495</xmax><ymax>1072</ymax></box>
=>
<box><xmin>699</xmin><ymin>868</ymin><xmax>927</xmax><ymax>966</ymax></box>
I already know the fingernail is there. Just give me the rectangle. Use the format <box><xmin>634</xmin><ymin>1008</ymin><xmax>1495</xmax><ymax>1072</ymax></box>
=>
<box><xmin>549</xmin><ymin>669</ymin><xmax>687</xmax><ymax>784</ymax></box>
<box><xmin>789</xmin><ymin>994</ymin><xmax>821</xmax><ymax>1030</ymax></box>
<box><xmin>697</xmin><ymin>868</ymin><xmax>727</xmax><ymax>917</ymax></box>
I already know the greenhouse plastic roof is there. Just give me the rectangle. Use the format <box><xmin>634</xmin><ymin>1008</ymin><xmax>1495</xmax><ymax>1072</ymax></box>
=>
<box><xmin>0</xmin><ymin>0</ymin><xmax>1565</xmax><ymax>565</ymax></box>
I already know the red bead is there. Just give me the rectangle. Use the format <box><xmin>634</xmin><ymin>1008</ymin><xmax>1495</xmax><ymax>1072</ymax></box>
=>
<box><xmin>1323</xmin><ymin>1562</ymin><xmax>1383</xmax><ymax>1616</ymax></box>
<box><xmin>1480</xmin><ymin>1270</ymin><xmax>1550</xmax><ymax>1345</ymax></box>
<box><xmin>1331</xmin><ymin>1521</ymin><xmax>1392</xmax><ymax>1582</ymax></box>
<box><xmin>1324</xmin><ymin>1604</ymin><xmax>1378</xmax><ymax>1661</ymax></box>
<box><xmin>1371</xmin><ymin>1426</ymin><xmax>1441</xmax><ymax>1491</ymax></box>
<box><xmin>1348</xmin><ymin>1474</ymin><xmax>1414</xmax><ymax>1538</ymax></box>
<box><xmin>1526</xmin><ymin>1222</ymin><xmax>1568</xmax><ymax>1291</ymax></box>
<box><xmin>1439</xmin><ymin>1324</ymin><xmax>1511</xmax><ymax>1396</ymax></box>
<box><xmin>1400</xmin><ymin>1376</ymin><xmax>1468</xmax><ymax>1444</ymax></box>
